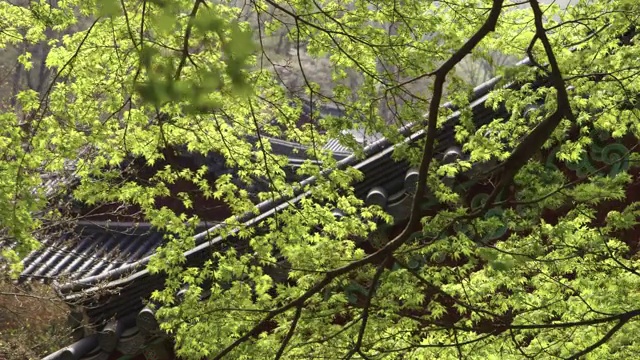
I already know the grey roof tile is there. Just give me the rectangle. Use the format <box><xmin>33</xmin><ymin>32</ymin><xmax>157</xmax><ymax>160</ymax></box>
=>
<box><xmin>20</xmin><ymin>223</ymin><xmax>165</xmax><ymax>283</ymax></box>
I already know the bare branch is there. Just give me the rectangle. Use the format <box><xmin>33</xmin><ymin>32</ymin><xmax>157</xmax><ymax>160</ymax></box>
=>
<box><xmin>274</xmin><ymin>306</ymin><xmax>302</xmax><ymax>359</ymax></box>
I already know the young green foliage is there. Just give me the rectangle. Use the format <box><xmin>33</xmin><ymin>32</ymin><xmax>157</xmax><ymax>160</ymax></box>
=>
<box><xmin>1</xmin><ymin>0</ymin><xmax>640</xmax><ymax>359</ymax></box>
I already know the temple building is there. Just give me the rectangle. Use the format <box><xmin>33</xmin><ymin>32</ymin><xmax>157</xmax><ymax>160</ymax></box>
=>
<box><xmin>19</xmin><ymin>67</ymin><xmax>638</xmax><ymax>360</ymax></box>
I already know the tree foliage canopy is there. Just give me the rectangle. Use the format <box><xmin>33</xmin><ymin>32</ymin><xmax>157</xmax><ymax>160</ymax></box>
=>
<box><xmin>1</xmin><ymin>0</ymin><xmax>640</xmax><ymax>358</ymax></box>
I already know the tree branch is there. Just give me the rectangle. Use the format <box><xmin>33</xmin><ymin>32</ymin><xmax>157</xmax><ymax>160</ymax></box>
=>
<box><xmin>210</xmin><ymin>1</ymin><xmax>505</xmax><ymax>357</ymax></box>
<box><xmin>174</xmin><ymin>0</ymin><xmax>204</xmax><ymax>80</ymax></box>
<box><xmin>567</xmin><ymin>316</ymin><xmax>632</xmax><ymax>360</ymax></box>
<box><xmin>479</xmin><ymin>0</ymin><xmax>575</xmax><ymax>212</ymax></box>
<box><xmin>344</xmin><ymin>261</ymin><xmax>387</xmax><ymax>359</ymax></box>
<box><xmin>274</xmin><ymin>306</ymin><xmax>302</xmax><ymax>359</ymax></box>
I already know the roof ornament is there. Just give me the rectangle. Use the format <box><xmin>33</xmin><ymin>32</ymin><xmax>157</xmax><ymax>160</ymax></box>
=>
<box><xmin>442</xmin><ymin>146</ymin><xmax>464</xmax><ymax>187</ymax></box>
<box><xmin>365</xmin><ymin>186</ymin><xmax>388</xmax><ymax>208</ymax></box>
<box><xmin>442</xmin><ymin>146</ymin><xmax>463</xmax><ymax>164</ymax></box>
<box><xmin>98</xmin><ymin>315</ymin><xmax>135</xmax><ymax>352</ymax></box>
<box><xmin>137</xmin><ymin>306</ymin><xmax>160</xmax><ymax>336</ymax></box>
<box><xmin>522</xmin><ymin>104</ymin><xmax>540</xmax><ymax>119</ymax></box>
<box><xmin>404</xmin><ymin>168</ymin><xmax>420</xmax><ymax>195</ymax></box>
<box><xmin>331</xmin><ymin>209</ymin><xmax>345</xmax><ymax>219</ymax></box>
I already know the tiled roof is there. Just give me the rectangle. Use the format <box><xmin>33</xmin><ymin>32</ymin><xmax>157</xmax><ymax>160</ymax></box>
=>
<box><xmin>32</xmin><ymin>23</ymin><xmax>640</xmax><ymax>354</ymax></box>
<box><xmin>33</xmin><ymin>70</ymin><xmax>533</xmax><ymax>359</ymax></box>
<box><xmin>20</xmin><ymin>222</ymin><xmax>165</xmax><ymax>283</ymax></box>
<box><xmin>322</xmin><ymin>138</ymin><xmax>352</xmax><ymax>154</ymax></box>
